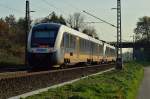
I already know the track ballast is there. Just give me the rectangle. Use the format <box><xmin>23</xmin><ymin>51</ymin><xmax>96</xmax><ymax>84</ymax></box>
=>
<box><xmin>0</xmin><ymin>64</ymin><xmax>114</xmax><ymax>99</ymax></box>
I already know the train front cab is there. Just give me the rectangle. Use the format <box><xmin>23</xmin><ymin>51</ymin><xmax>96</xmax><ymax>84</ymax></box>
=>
<box><xmin>27</xmin><ymin>23</ymin><xmax>60</xmax><ymax>68</ymax></box>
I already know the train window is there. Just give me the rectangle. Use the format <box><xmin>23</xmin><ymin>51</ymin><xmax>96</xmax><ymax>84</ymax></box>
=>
<box><xmin>96</xmin><ymin>44</ymin><xmax>99</xmax><ymax>55</ymax></box>
<box><xmin>63</xmin><ymin>33</ymin><xmax>69</xmax><ymax>48</ymax></box>
<box><xmin>31</xmin><ymin>30</ymin><xmax>58</xmax><ymax>47</ymax></box>
<box><xmin>93</xmin><ymin>43</ymin><xmax>96</xmax><ymax>55</ymax></box>
<box><xmin>63</xmin><ymin>32</ymin><xmax>77</xmax><ymax>53</ymax></box>
<box><xmin>108</xmin><ymin>48</ymin><xmax>111</xmax><ymax>56</ymax></box>
<box><xmin>70</xmin><ymin>35</ymin><xmax>76</xmax><ymax>49</ymax></box>
<box><xmin>85</xmin><ymin>40</ymin><xmax>89</xmax><ymax>54</ymax></box>
<box><xmin>79</xmin><ymin>38</ymin><xmax>85</xmax><ymax>54</ymax></box>
<box><xmin>34</xmin><ymin>31</ymin><xmax>54</xmax><ymax>38</ymax></box>
<box><xmin>95</xmin><ymin>43</ymin><xmax>97</xmax><ymax>55</ymax></box>
<box><xmin>99</xmin><ymin>44</ymin><xmax>103</xmax><ymax>55</ymax></box>
<box><xmin>83</xmin><ymin>39</ymin><xmax>85</xmax><ymax>50</ymax></box>
<box><xmin>93</xmin><ymin>43</ymin><xmax>95</xmax><ymax>55</ymax></box>
<box><xmin>31</xmin><ymin>24</ymin><xmax>60</xmax><ymax>48</ymax></box>
<box><xmin>81</xmin><ymin>39</ymin><xmax>83</xmax><ymax>52</ymax></box>
<box><xmin>108</xmin><ymin>47</ymin><xmax>111</xmax><ymax>56</ymax></box>
<box><xmin>83</xmin><ymin>39</ymin><xmax>87</xmax><ymax>54</ymax></box>
<box><xmin>61</xmin><ymin>34</ymin><xmax>64</xmax><ymax>48</ymax></box>
<box><xmin>83</xmin><ymin>39</ymin><xmax>87</xmax><ymax>53</ymax></box>
<box><xmin>80</xmin><ymin>38</ymin><xmax>83</xmax><ymax>53</ymax></box>
<box><xmin>105</xmin><ymin>47</ymin><xmax>109</xmax><ymax>56</ymax></box>
<box><xmin>90</xmin><ymin>42</ymin><xmax>93</xmax><ymax>54</ymax></box>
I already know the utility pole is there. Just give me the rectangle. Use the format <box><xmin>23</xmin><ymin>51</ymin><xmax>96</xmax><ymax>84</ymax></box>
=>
<box><xmin>116</xmin><ymin>0</ymin><xmax>123</xmax><ymax>69</ymax></box>
<box><xmin>25</xmin><ymin>0</ymin><xmax>30</xmax><ymax>66</ymax></box>
<box><xmin>83</xmin><ymin>2</ymin><xmax>123</xmax><ymax>69</ymax></box>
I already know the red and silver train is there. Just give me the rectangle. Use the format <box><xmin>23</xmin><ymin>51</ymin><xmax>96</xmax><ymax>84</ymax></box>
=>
<box><xmin>27</xmin><ymin>23</ymin><xmax>116</xmax><ymax>68</ymax></box>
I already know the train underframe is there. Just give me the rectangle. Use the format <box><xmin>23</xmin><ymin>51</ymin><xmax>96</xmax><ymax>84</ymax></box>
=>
<box><xmin>28</xmin><ymin>52</ymin><xmax>116</xmax><ymax>69</ymax></box>
<box><xmin>63</xmin><ymin>55</ymin><xmax>116</xmax><ymax>65</ymax></box>
<box><xmin>27</xmin><ymin>52</ymin><xmax>57</xmax><ymax>68</ymax></box>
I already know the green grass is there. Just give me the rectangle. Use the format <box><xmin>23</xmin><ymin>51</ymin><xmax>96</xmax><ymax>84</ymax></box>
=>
<box><xmin>0</xmin><ymin>56</ymin><xmax>24</xmax><ymax>65</ymax></box>
<box><xmin>24</xmin><ymin>62</ymin><xmax>144</xmax><ymax>99</ymax></box>
<box><xmin>0</xmin><ymin>56</ymin><xmax>24</xmax><ymax>66</ymax></box>
<box><xmin>0</xmin><ymin>49</ymin><xmax>24</xmax><ymax>66</ymax></box>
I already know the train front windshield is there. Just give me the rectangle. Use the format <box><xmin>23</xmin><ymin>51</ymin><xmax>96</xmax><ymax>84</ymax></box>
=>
<box><xmin>31</xmin><ymin>29</ymin><xmax>58</xmax><ymax>47</ymax></box>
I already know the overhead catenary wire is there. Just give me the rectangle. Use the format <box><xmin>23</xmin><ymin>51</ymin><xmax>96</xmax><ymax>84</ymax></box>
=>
<box><xmin>34</xmin><ymin>0</ymin><xmax>117</xmax><ymax>39</ymax></box>
<box><xmin>47</xmin><ymin>0</ymin><xmax>117</xmax><ymax>29</ymax></box>
<box><xmin>83</xmin><ymin>10</ymin><xmax>117</xmax><ymax>28</ymax></box>
<box><xmin>54</xmin><ymin>0</ymin><xmax>117</xmax><ymax>42</ymax></box>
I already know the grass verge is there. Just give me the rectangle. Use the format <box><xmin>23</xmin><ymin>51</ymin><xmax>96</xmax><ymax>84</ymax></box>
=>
<box><xmin>24</xmin><ymin>62</ymin><xmax>144</xmax><ymax>99</ymax></box>
<box><xmin>0</xmin><ymin>50</ymin><xmax>24</xmax><ymax>67</ymax></box>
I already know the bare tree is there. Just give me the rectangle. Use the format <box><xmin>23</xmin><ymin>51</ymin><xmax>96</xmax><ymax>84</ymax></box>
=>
<box><xmin>67</xmin><ymin>13</ymin><xmax>85</xmax><ymax>31</ymax></box>
<box><xmin>33</xmin><ymin>12</ymin><xmax>66</xmax><ymax>25</ymax></box>
<box><xmin>5</xmin><ymin>15</ymin><xmax>16</xmax><ymax>27</ymax></box>
<box><xmin>82</xmin><ymin>25</ymin><xmax>98</xmax><ymax>38</ymax></box>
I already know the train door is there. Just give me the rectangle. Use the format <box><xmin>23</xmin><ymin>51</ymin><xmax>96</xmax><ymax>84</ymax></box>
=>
<box><xmin>63</xmin><ymin>33</ymin><xmax>69</xmax><ymax>63</ymax></box>
<box><xmin>69</xmin><ymin>34</ymin><xmax>76</xmax><ymax>63</ymax></box>
<box><xmin>60</xmin><ymin>33</ymin><xmax>65</xmax><ymax>62</ymax></box>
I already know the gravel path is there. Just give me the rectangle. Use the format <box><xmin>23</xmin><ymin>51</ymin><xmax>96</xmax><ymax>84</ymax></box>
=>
<box><xmin>138</xmin><ymin>67</ymin><xmax>150</xmax><ymax>99</ymax></box>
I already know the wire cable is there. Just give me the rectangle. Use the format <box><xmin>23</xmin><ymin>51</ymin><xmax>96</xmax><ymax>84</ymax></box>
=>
<box><xmin>83</xmin><ymin>10</ymin><xmax>117</xmax><ymax>28</ymax></box>
<box><xmin>48</xmin><ymin>0</ymin><xmax>116</xmax><ymax>29</ymax></box>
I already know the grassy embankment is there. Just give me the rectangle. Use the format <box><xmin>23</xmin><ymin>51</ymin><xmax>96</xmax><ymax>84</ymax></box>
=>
<box><xmin>0</xmin><ymin>47</ymin><xmax>24</xmax><ymax>66</ymax></box>
<box><xmin>24</xmin><ymin>62</ymin><xmax>144</xmax><ymax>99</ymax></box>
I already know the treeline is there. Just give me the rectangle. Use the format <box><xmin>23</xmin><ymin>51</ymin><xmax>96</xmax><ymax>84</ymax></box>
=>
<box><xmin>0</xmin><ymin>15</ymin><xmax>26</xmax><ymax>46</ymax></box>
<box><xmin>0</xmin><ymin>15</ymin><xmax>26</xmax><ymax>64</ymax></box>
<box><xmin>1</xmin><ymin>13</ymin><xmax>150</xmax><ymax>64</ymax></box>
<box><xmin>134</xmin><ymin>16</ymin><xmax>150</xmax><ymax>60</ymax></box>
<box><xmin>0</xmin><ymin>12</ymin><xmax>98</xmax><ymax>65</ymax></box>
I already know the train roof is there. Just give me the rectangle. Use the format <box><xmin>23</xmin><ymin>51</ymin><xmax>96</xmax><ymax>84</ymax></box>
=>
<box><xmin>32</xmin><ymin>23</ymin><xmax>61</xmax><ymax>30</ymax></box>
<box><xmin>60</xmin><ymin>24</ymin><xmax>103</xmax><ymax>45</ymax></box>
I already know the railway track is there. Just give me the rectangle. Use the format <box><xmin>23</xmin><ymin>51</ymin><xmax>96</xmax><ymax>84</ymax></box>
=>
<box><xmin>0</xmin><ymin>64</ymin><xmax>114</xmax><ymax>99</ymax></box>
<box><xmin>0</xmin><ymin>64</ymin><xmax>113</xmax><ymax>79</ymax></box>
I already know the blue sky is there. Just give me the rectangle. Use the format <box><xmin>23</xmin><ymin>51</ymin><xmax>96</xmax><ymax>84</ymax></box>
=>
<box><xmin>0</xmin><ymin>0</ymin><xmax>150</xmax><ymax>42</ymax></box>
